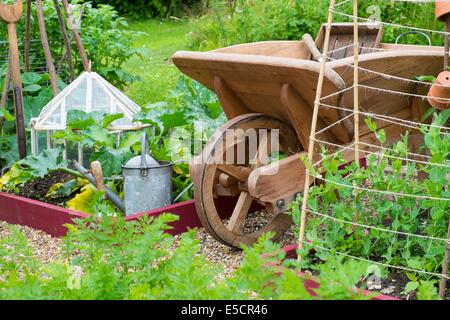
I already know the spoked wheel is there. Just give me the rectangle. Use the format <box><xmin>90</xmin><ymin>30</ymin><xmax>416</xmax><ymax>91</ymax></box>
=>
<box><xmin>191</xmin><ymin>113</ymin><xmax>302</xmax><ymax>248</ymax></box>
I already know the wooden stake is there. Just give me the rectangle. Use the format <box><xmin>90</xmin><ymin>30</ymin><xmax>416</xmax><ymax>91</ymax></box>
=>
<box><xmin>0</xmin><ymin>63</ymin><xmax>11</xmax><ymax>132</ymax></box>
<box><xmin>0</xmin><ymin>0</ymin><xmax>27</xmax><ymax>159</ymax></box>
<box><xmin>439</xmin><ymin>220</ymin><xmax>450</xmax><ymax>299</ymax></box>
<box><xmin>353</xmin><ymin>0</ymin><xmax>360</xmax><ymax>163</ymax></box>
<box><xmin>445</xmin><ymin>16</ymin><xmax>450</xmax><ymax>70</ymax></box>
<box><xmin>61</xmin><ymin>0</ymin><xmax>90</xmax><ymax>72</ymax></box>
<box><xmin>298</xmin><ymin>0</ymin><xmax>336</xmax><ymax>265</ymax></box>
<box><xmin>36</xmin><ymin>0</ymin><xmax>59</xmax><ymax>96</ymax></box>
<box><xmin>24</xmin><ymin>0</ymin><xmax>31</xmax><ymax>72</ymax></box>
<box><xmin>53</xmin><ymin>0</ymin><xmax>75</xmax><ymax>82</ymax></box>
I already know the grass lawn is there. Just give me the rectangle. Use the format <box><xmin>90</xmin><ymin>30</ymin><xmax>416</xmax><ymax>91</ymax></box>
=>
<box><xmin>123</xmin><ymin>19</ymin><xmax>195</xmax><ymax>106</ymax></box>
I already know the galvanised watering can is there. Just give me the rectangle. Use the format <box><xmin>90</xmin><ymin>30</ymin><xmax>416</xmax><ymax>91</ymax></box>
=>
<box><xmin>121</xmin><ymin>132</ymin><xmax>172</xmax><ymax>216</ymax></box>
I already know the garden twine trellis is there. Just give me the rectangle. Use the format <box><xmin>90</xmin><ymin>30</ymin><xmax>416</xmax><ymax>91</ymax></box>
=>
<box><xmin>298</xmin><ymin>0</ymin><xmax>450</xmax><ymax>299</ymax></box>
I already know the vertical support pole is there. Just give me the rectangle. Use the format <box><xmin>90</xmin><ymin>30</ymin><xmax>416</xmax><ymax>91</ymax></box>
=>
<box><xmin>24</xmin><ymin>0</ymin><xmax>31</xmax><ymax>72</ymax></box>
<box><xmin>53</xmin><ymin>0</ymin><xmax>75</xmax><ymax>82</ymax></box>
<box><xmin>445</xmin><ymin>17</ymin><xmax>450</xmax><ymax>70</ymax></box>
<box><xmin>36</xmin><ymin>0</ymin><xmax>59</xmax><ymax>96</ymax></box>
<box><xmin>353</xmin><ymin>0</ymin><xmax>360</xmax><ymax>163</ymax></box>
<box><xmin>352</xmin><ymin>0</ymin><xmax>361</xmax><ymax>226</ymax></box>
<box><xmin>439</xmin><ymin>220</ymin><xmax>450</xmax><ymax>299</ymax></box>
<box><xmin>297</xmin><ymin>0</ymin><xmax>337</xmax><ymax>264</ymax></box>
<box><xmin>62</xmin><ymin>0</ymin><xmax>90</xmax><ymax>72</ymax></box>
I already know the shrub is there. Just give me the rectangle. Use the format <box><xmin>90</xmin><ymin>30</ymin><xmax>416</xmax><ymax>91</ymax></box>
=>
<box><xmin>87</xmin><ymin>0</ymin><xmax>203</xmax><ymax>20</ymax></box>
<box><xmin>188</xmin><ymin>0</ymin><xmax>445</xmax><ymax>51</ymax></box>
<box><xmin>0</xmin><ymin>0</ymin><xmax>145</xmax><ymax>88</ymax></box>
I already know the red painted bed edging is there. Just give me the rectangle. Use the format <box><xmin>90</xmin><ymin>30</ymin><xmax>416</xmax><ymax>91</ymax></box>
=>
<box><xmin>281</xmin><ymin>244</ymin><xmax>399</xmax><ymax>300</ymax></box>
<box><xmin>0</xmin><ymin>192</ymin><xmax>398</xmax><ymax>300</ymax></box>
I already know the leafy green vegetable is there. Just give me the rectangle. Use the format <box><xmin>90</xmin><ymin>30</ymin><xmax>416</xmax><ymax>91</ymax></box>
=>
<box><xmin>0</xmin><ymin>148</ymin><xmax>66</xmax><ymax>191</ymax></box>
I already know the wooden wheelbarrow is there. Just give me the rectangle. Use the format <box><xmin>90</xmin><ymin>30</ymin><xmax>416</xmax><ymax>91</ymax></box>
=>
<box><xmin>173</xmin><ymin>23</ymin><xmax>445</xmax><ymax>248</ymax></box>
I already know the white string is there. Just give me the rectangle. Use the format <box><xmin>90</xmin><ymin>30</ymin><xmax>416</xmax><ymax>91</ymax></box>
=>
<box><xmin>359</xmin><ymin>84</ymin><xmax>450</xmax><ymax>102</ymax></box>
<box><xmin>299</xmin><ymin>239</ymin><xmax>450</xmax><ymax>280</ymax></box>
<box><xmin>315</xmin><ymin>112</ymin><xmax>355</xmax><ymax>136</ymax></box>
<box><xmin>358</xmin><ymin>140</ymin><xmax>450</xmax><ymax>165</ymax></box>
<box><xmin>331</xmin><ymin>9</ymin><xmax>450</xmax><ymax>37</ymax></box>
<box><xmin>335</xmin><ymin>0</ymin><xmax>352</xmax><ymax>8</ymax></box>
<box><xmin>311</xmin><ymin>137</ymin><xmax>450</xmax><ymax>168</ymax></box>
<box><xmin>319</xmin><ymin>102</ymin><xmax>450</xmax><ymax>133</ymax></box>
<box><xmin>308</xmin><ymin>170</ymin><xmax>450</xmax><ymax>201</ymax></box>
<box><xmin>320</xmin><ymin>85</ymin><xmax>355</xmax><ymax>101</ymax></box>
<box><xmin>325</xmin><ymin>54</ymin><xmax>448</xmax><ymax>88</ymax></box>
<box><xmin>312</xmin><ymin>142</ymin><xmax>356</xmax><ymax>167</ymax></box>
<box><xmin>306</xmin><ymin>208</ymin><xmax>449</xmax><ymax>242</ymax></box>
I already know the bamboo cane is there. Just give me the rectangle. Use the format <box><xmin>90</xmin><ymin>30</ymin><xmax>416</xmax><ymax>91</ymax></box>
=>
<box><xmin>53</xmin><ymin>0</ymin><xmax>75</xmax><ymax>82</ymax></box>
<box><xmin>36</xmin><ymin>0</ymin><xmax>59</xmax><ymax>96</ymax></box>
<box><xmin>439</xmin><ymin>220</ymin><xmax>450</xmax><ymax>299</ymax></box>
<box><xmin>353</xmin><ymin>0</ymin><xmax>360</xmax><ymax>163</ymax></box>
<box><xmin>61</xmin><ymin>0</ymin><xmax>90</xmax><ymax>71</ymax></box>
<box><xmin>445</xmin><ymin>17</ymin><xmax>450</xmax><ymax>69</ymax></box>
<box><xmin>297</xmin><ymin>0</ymin><xmax>337</xmax><ymax>265</ymax></box>
<box><xmin>24</xmin><ymin>0</ymin><xmax>31</xmax><ymax>72</ymax></box>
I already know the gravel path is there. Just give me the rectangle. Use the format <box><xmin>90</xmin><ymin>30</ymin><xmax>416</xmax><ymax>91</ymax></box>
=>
<box><xmin>0</xmin><ymin>221</ymin><xmax>62</xmax><ymax>264</ymax></box>
<box><xmin>173</xmin><ymin>210</ymin><xmax>297</xmax><ymax>278</ymax></box>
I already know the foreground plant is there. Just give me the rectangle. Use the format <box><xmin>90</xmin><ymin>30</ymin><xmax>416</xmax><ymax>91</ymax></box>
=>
<box><xmin>0</xmin><ymin>214</ymin><xmax>375</xmax><ymax>300</ymax></box>
<box><xmin>290</xmin><ymin>113</ymin><xmax>450</xmax><ymax>299</ymax></box>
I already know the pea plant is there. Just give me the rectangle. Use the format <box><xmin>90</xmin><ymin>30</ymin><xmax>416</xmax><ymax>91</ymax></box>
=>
<box><xmin>290</xmin><ymin>112</ymin><xmax>450</xmax><ymax>297</ymax></box>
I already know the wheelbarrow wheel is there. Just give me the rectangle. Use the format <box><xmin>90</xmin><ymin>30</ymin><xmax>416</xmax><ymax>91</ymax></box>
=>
<box><xmin>191</xmin><ymin>113</ymin><xmax>302</xmax><ymax>248</ymax></box>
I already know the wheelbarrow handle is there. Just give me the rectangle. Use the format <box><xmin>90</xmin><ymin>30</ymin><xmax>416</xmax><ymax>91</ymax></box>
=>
<box><xmin>302</xmin><ymin>33</ymin><xmax>323</xmax><ymax>62</ymax></box>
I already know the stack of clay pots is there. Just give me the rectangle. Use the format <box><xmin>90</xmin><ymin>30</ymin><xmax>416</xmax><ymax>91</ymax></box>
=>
<box><xmin>428</xmin><ymin>1</ymin><xmax>450</xmax><ymax>110</ymax></box>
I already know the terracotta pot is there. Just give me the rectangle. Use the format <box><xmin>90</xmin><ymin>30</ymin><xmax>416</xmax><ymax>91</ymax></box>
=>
<box><xmin>428</xmin><ymin>71</ymin><xmax>450</xmax><ymax>110</ymax></box>
<box><xmin>436</xmin><ymin>1</ymin><xmax>450</xmax><ymax>21</ymax></box>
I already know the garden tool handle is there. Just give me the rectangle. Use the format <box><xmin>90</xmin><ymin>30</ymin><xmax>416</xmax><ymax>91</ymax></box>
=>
<box><xmin>140</xmin><ymin>132</ymin><xmax>150</xmax><ymax>177</ymax></box>
<box><xmin>7</xmin><ymin>21</ymin><xmax>27</xmax><ymax>159</ymax></box>
<box><xmin>140</xmin><ymin>132</ymin><xmax>149</xmax><ymax>167</ymax></box>
<box><xmin>302</xmin><ymin>33</ymin><xmax>323</xmax><ymax>62</ymax></box>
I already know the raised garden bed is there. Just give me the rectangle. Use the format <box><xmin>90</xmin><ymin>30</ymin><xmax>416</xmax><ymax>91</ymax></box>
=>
<box><xmin>0</xmin><ymin>191</ymin><xmax>398</xmax><ymax>300</ymax></box>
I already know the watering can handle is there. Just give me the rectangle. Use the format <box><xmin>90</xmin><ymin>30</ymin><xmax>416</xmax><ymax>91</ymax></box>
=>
<box><xmin>141</xmin><ymin>132</ymin><xmax>149</xmax><ymax>168</ymax></box>
<box><xmin>395</xmin><ymin>31</ymin><xmax>431</xmax><ymax>46</ymax></box>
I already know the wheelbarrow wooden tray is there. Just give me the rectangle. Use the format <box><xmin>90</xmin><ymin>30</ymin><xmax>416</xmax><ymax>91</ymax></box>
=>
<box><xmin>173</xmin><ymin>51</ymin><xmax>351</xmax><ymax>146</ymax></box>
<box><xmin>172</xmin><ymin>39</ymin><xmax>444</xmax><ymax>248</ymax></box>
<box><xmin>173</xmin><ymin>42</ymin><xmax>444</xmax><ymax>143</ymax></box>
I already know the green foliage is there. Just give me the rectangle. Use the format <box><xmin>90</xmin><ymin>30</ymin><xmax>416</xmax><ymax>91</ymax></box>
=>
<box><xmin>52</xmin><ymin>110</ymin><xmax>141</xmax><ymax>177</ymax></box>
<box><xmin>0</xmin><ymin>148</ymin><xmax>66</xmax><ymax>191</ymax></box>
<box><xmin>87</xmin><ymin>0</ymin><xmax>203</xmax><ymax>20</ymax></box>
<box><xmin>0</xmin><ymin>215</ymin><xmax>375</xmax><ymax>300</ymax></box>
<box><xmin>133</xmin><ymin>76</ymin><xmax>225</xmax><ymax>201</ymax></box>
<box><xmin>77</xmin><ymin>2</ymin><xmax>148</xmax><ymax>88</ymax></box>
<box><xmin>0</xmin><ymin>1</ymin><xmax>144</xmax><ymax>88</ymax></box>
<box><xmin>189</xmin><ymin>0</ymin><xmax>329</xmax><ymax>51</ymax></box>
<box><xmin>189</xmin><ymin>0</ymin><xmax>444</xmax><ymax>51</ymax></box>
